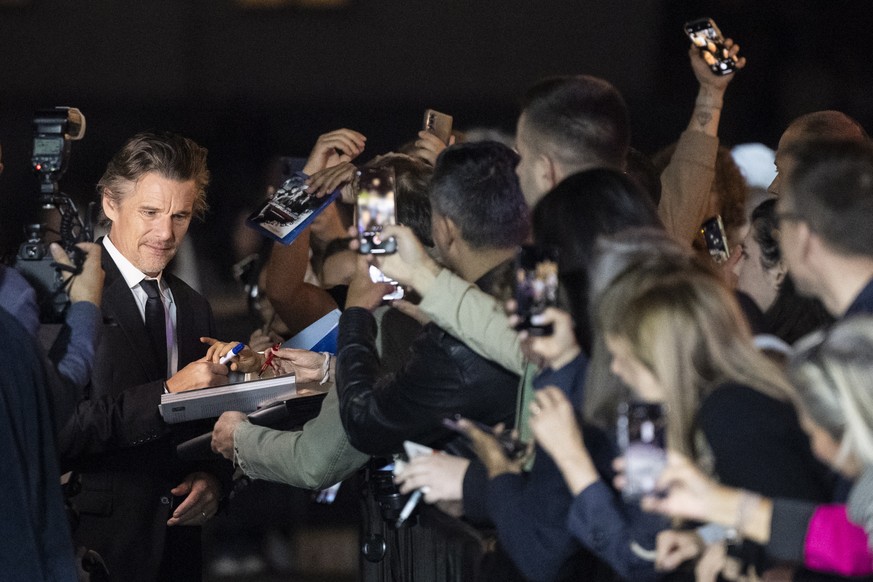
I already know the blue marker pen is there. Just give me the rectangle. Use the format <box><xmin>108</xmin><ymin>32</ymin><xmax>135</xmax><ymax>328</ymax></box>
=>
<box><xmin>219</xmin><ymin>343</ymin><xmax>245</xmax><ymax>366</ymax></box>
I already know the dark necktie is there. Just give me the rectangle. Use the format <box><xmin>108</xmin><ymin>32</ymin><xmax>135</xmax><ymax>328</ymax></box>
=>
<box><xmin>140</xmin><ymin>279</ymin><xmax>168</xmax><ymax>375</ymax></box>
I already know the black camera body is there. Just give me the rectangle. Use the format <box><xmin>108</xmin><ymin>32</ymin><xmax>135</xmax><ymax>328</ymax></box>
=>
<box><xmin>13</xmin><ymin>107</ymin><xmax>91</xmax><ymax>323</ymax></box>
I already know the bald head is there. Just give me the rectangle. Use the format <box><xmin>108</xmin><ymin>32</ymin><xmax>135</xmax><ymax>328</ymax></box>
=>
<box><xmin>770</xmin><ymin>111</ymin><xmax>869</xmax><ymax>194</ymax></box>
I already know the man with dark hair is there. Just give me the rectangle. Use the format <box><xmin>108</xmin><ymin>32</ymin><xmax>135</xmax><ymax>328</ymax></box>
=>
<box><xmin>59</xmin><ymin>132</ymin><xmax>229</xmax><ymax>581</ymax></box>
<box><xmin>336</xmin><ymin>141</ymin><xmax>525</xmax><ymax>456</ymax></box>
<box><xmin>515</xmin><ymin>75</ymin><xmax>630</xmax><ymax>207</ymax></box>
<box><xmin>777</xmin><ymin>139</ymin><xmax>873</xmax><ymax>318</ymax></box>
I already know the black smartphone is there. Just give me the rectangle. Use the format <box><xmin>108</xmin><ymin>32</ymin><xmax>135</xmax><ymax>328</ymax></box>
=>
<box><xmin>700</xmin><ymin>215</ymin><xmax>730</xmax><ymax>264</ymax></box>
<box><xmin>513</xmin><ymin>245</ymin><xmax>559</xmax><ymax>336</ymax></box>
<box><xmin>441</xmin><ymin>415</ymin><xmax>527</xmax><ymax>460</ymax></box>
<box><xmin>684</xmin><ymin>17</ymin><xmax>737</xmax><ymax>76</ymax></box>
<box><xmin>617</xmin><ymin>402</ymin><xmax>667</xmax><ymax>501</ymax></box>
<box><xmin>356</xmin><ymin>167</ymin><xmax>398</xmax><ymax>255</ymax></box>
<box><xmin>423</xmin><ymin>109</ymin><xmax>453</xmax><ymax>145</ymax></box>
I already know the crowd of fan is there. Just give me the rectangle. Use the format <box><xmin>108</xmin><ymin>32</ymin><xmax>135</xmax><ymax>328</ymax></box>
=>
<box><xmin>4</xmin><ymin>34</ymin><xmax>873</xmax><ymax>582</ymax></box>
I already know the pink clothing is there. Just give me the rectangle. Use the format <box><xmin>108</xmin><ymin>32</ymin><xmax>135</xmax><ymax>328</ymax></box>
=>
<box><xmin>805</xmin><ymin>504</ymin><xmax>873</xmax><ymax>576</ymax></box>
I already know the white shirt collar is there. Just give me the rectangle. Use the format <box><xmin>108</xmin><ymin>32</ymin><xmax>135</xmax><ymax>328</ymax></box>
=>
<box><xmin>102</xmin><ymin>236</ymin><xmax>165</xmax><ymax>290</ymax></box>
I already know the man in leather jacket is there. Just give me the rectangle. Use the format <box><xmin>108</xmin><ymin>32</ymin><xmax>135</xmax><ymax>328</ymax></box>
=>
<box><xmin>336</xmin><ymin>141</ymin><xmax>529</xmax><ymax>456</ymax></box>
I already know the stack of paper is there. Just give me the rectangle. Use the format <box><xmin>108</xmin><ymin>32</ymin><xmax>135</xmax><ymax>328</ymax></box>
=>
<box><xmin>159</xmin><ymin>374</ymin><xmax>296</xmax><ymax>424</ymax></box>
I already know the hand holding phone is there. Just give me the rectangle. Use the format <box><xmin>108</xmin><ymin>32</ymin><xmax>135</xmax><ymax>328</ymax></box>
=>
<box><xmin>617</xmin><ymin>402</ymin><xmax>667</xmax><ymax>502</ymax></box>
<box><xmin>422</xmin><ymin>109</ymin><xmax>453</xmax><ymax>145</ymax></box>
<box><xmin>684</xmin><ymin>18</ymin><xmax>737</xmax><ymax>76</ymax></box>
<box><xmin>442</xmin><ymin>415</ymin><xmax>528</xmax><ymax>460</ymax></box>
<box><xmin>513</xmin><ymin>245</ymin><xmax>559</xmax><ymax>336</ymax></box>
<box><xmin>369</xmin><ymin>264</ymin><xmax>404</xmax><ymax>301</ymax></box>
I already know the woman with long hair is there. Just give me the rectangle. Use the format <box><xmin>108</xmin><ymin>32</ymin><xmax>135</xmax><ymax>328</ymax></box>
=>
<box><xmin>530</xmin><ymin>255</ymin><xmax>834</xmax><ymax>579</ymax></box>
<box><xmin>642</xmin><ymin>315</ymin><xmax>873</xmax><ymax>578</ymax></box>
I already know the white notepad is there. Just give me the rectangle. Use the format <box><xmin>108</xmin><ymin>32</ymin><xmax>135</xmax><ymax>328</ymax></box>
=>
<box><xmin>159</xmin><ymin>374</ymin><xmax>296</xmax><ymax>424</ymax></box>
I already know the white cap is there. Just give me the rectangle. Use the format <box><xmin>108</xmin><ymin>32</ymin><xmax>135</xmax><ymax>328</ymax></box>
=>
<box><xmin>731</xmin><ymin>142</ymin><xmax>777</xmax><ymax>189</ymax></box>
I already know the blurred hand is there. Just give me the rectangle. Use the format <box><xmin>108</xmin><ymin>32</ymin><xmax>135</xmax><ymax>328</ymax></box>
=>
<box><xmin>302</xmin><ymin>128</ymin><xmax>366</xmax><ymax>176</ymax></box>
<box><xmin>373</xmin><ymin>225</ymin><xmax>440</xmax><ymax>291</ymax></box>
<box><xmin>306</xmin><ymin>161</ymin><xmax>359</xmax><ymax>201</ymax></box>
<box><xmin>528</xmin><ymin>386</ymin><xmax>584</xmax><ymax>461</ymax></box>
<box><xmin>412</xmin><ymin>130</ymin><xmax>455</xmax><ymax>166</ymax></box>
<box><xmin>167</xmin><ymin>471</ymin><xmax>221</xmax><ymax>526</ymax></box>
<box><xmin>690</xmin><ymin>38</ymin><xmax>746</xmax><ymax>91</ymax></box>
<box><xmin>519</xmin><ymin>308</ymin><xmax>580</xmax><ymax>370</ymax></box>
<box><xmin>395</xmin><ymin>454</ymin><xmax>470</xmax><ymax>503</ymax></box>
<box><xmin>248</xmin><ymin>328</ymin><xmax>284</xmax><ymax>353</ymax></box>
<box><xmin>457</xmin><ymin>418</ymin><xmax>532</xmax><ymax>479</ymax></box>
<box><xmin>696</xmin><ymin>541</ymin><xmax>727</xmax><ymax>582</ymax></box>
<box><xmin>211</xmin><ymin>411</ymin><xmax>247</xmax><ymax>460</ymax></box>
<box><xmin>640</xmin><ymin>451</ymin><xmax>723</xmax><ymax>522</ymax></box>
<box><xmin>345</xmin><ymin>254</ymin><xmax>394</xmax><ymax>311</ymax></box>
<box><xmin>165</xmin><ymin>358</ymin><xmax>229</xmax><ymax>393</ymax></box>
<box><xmin>51</xmin><ymin>242</ymin><xmax>104</xmax><ymax>306</ymax></box>
<box><xmin>655</xmin><ymin>529</ymin><xmax>703</xmax><ymax>572</ymax></box>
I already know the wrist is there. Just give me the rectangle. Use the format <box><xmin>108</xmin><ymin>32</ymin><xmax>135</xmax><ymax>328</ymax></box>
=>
<box><xmin>410</xmin><ymin>261</ymin><xmax>440</xmax><ymax>296</ymax></box>
<box><xmin>695</xmin><ymin>87</ymin><xmax>725</xmax><ymax>109</ymax></box>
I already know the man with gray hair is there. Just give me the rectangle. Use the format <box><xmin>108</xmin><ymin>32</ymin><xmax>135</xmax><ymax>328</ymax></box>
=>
<box><xmin>58</xmin><ymin>132</ymin><xmax>229</xmax><ymax>581</ymax></box>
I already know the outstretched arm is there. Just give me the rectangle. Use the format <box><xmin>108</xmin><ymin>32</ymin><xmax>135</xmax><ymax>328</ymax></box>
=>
<box><xmin>658</xmin><ymin>39</ymin><xmax>745</xmax><ymax>245</ymax></box>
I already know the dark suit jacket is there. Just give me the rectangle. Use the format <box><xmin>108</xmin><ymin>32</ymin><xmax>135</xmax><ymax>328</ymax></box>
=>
<box><xmin>57</xmin><ymin>246</ymin><xmax>221</xmax><ymax>582</ymax></box>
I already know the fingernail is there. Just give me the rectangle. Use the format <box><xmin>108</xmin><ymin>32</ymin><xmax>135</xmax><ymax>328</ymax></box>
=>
<box><xmin>530</xmin><ymin>314</ymin><xmax>546</xmax><ymax>325</ymax></box>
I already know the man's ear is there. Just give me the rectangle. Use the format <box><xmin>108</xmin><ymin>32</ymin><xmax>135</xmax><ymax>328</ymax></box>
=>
<box><xmin>441</xmin><ymin>215</ymin><xmax>462</xmax><ymax>250</ymax></box>
<box><xmin>102</xmin><ymin>193</ymin><xmax>118</xmax><ymax>223</ymax></box>
<box><xmin>796</xmin><ymin>222</ymin><xmax>815</xmax><ymax>261</ymax></box>
<box><xmin>773</xmin><ymin>260</ymin><xmax>788</xmax><ymax>286</ymax></box>
<box><xmin>534</xmin><ymin>153</ymin><xmax>560</xmax><ymax>194</ymax></box>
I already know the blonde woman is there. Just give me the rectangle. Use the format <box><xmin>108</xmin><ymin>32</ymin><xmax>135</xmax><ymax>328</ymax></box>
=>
<box><xmin>643</xmin><ymin>315</ymin><xmax>873</xmax><ymax>577</ymax></box>
<box><xmin>530</xmin><ymin>258</ymin><xmax>834</xmax><ymax>578</ymax></box>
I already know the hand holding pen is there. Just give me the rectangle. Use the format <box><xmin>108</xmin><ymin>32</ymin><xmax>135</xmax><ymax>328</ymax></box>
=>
<box><xmin>258</xmin><ymin>343</ymin><xmax>282</xmax><ymax>378</ymax></box>
<box><xmin>201</xmin><ymin>337</ymin><xmax>259</xmax><ymax>372</ymax></box>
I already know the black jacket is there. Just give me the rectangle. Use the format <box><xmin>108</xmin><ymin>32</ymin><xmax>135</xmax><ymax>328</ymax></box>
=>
<box><xmin>58</xmin><ymin>245</ymin><xmax>226</xmax><ymax>582</ymax></box>
<box><xmin>336</xmin><ymin>268</ymin><xmax>520</xmax><ymax>457</ymax></box>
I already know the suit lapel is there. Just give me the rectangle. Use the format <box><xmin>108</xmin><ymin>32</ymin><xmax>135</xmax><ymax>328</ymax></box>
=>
<box><xmin>100</xmin><ymin>243</ymin><xmax>164</xmax><ymax>381</ymax></box>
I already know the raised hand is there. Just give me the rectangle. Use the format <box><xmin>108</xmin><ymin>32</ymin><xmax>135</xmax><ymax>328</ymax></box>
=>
<box><xmin>302</xmin><ymin>128</ymin><xmax>366</xmax><ymax>176</ymax></box>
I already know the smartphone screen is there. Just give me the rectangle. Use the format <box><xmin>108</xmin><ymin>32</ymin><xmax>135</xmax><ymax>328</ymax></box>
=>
<box><xmin>684</xmin><ymin>18</ymin><xmax>737</xmax><ymax>76</ymax></box>
<box><xmin>513</xmin><ymin>245</ymin><xmax>559</xmax><ymax>336</ymax></box>
<box><xmin>422</xmin><ymin>109</ymin><xmax>453</xmax><ymax>145</ymax></box>
<box><xmin>356</xmin><ymin>167</ymin><xmax>398</xmax><ymax>255</ymax></box>
<box><xmin>617</xmin><ymin>402</ymin><xmax>667</xmax><ymax>501</ymax></box>
<box><xmin>700</xmin><ymin>215</ymin><xmax>730</xmax><ymax>264</ymax></box>
<box><xmin>369</xmin><ymin>265</ymin><xmax>404</xmax><ymax>301</ymax></box>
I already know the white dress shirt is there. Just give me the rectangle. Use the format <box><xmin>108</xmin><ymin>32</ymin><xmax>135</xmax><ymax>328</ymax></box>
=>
<box><xmin>102</xmin><ymin>237</ymin><xmax>179</xmax><ymax>377</ymax></box>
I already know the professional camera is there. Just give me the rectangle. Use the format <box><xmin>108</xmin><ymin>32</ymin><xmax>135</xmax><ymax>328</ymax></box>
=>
<box><xmin>14</xmin><ymin>107</ymin><xmax>93</xmax><ymax>323</ymax></box>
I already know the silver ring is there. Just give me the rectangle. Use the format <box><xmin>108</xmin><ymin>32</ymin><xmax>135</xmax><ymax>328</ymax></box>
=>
<box><xmin>201</xmin><ymin>511</ymin><xmax>208</xmax><ymax>520</ymax></box>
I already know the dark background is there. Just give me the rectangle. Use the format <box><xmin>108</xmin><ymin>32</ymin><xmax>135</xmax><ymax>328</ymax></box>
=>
<box><xmin>2</xmin><ymin>0</ymin><xmax>872</xmax><ymax>293</ymax></box>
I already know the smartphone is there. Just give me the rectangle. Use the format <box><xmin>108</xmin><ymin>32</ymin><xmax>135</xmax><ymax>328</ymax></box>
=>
<box><xmin>369</xmin><ymin>264</ymin><xmax>404</xmax><ymax>301</ymax></box>
<box><xmin>684</xmin><ymin>17</ymin><xmax>737</xmax><ymax>76</ymax></box>
<box><xmin>422</xmin><ymin>109</ymin><xmax>453</xmax><ymax>145</ymax></box>
<box><xmin>700</xmin><ymin>215</ymin><xmax>730</xmax><ymax>264</ymax></box>
<box><xmin>356</xmin><ymin>167</ymin><xmax>398</xmax><ymax>254</ymax></box>
<box><xmin>441</xmin><ymin>415</ymin><xmax>528</xmax><ymax>460</ymax></box>
<box><xmin>513</xmin><ymin>245</ymin><xmax>559</xmax><ymax>336</ymax></box>
<box><xmin>617</xmin><ymin>402</ymin><xmax>667</xmax><ymax>501</ymax></box>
